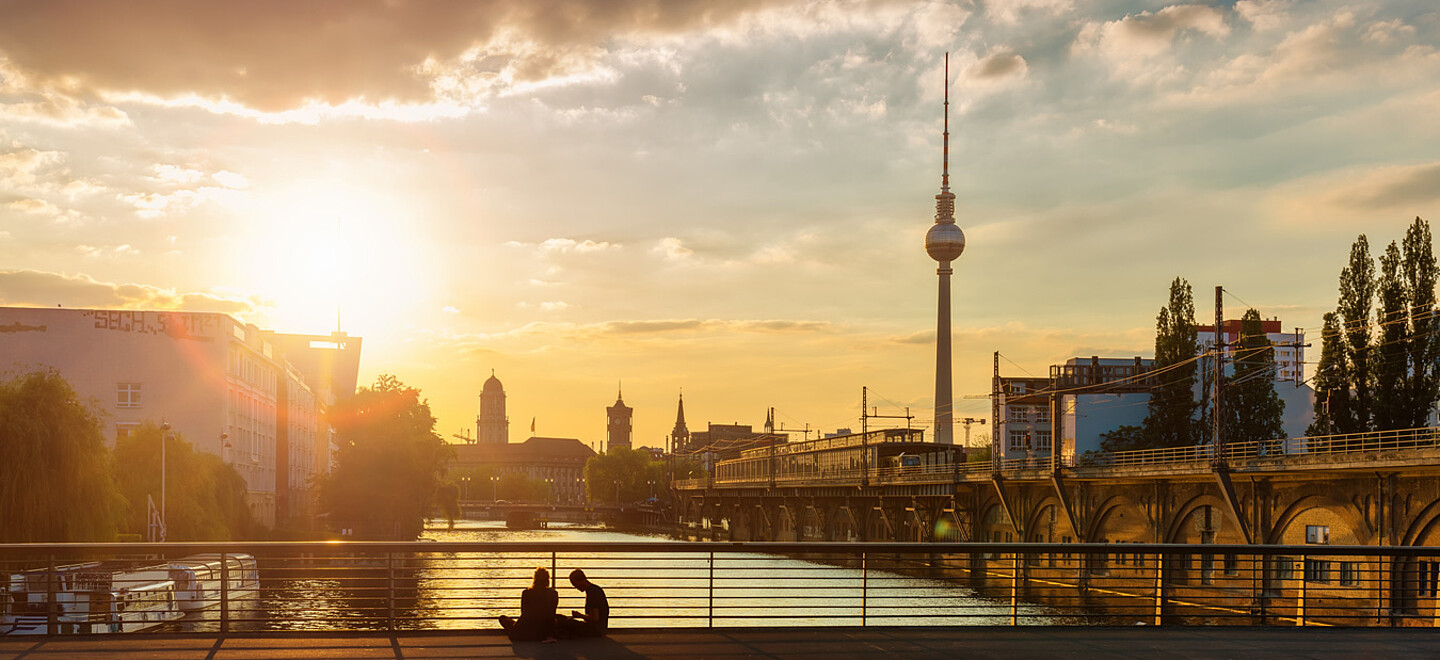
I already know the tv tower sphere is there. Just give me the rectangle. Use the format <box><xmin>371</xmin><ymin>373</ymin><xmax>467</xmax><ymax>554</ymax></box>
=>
<box><xmin>926</xmin><ymin>220</ymin><xmax>965</xmax><ymax>262</ymax></box>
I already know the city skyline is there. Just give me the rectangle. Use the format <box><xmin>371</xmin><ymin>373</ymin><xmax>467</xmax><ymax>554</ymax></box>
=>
<box><xmin>1</xmin><ymin>1</ymin><xmax>1436</xmax><ymax>447</ymax></box>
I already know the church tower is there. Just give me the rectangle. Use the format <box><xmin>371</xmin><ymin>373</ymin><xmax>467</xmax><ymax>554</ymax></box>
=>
<box><xmin>477</xmin><ymin>371</ymin><xmax>509</xmax><ymax>444</ymax></box>
<box><xmin>606</xmin><ymin>386</ymin><xmax>633</xmax><ymax>453</ymax></box>
<box><xmin>670</xmin><ymin>392</ymin><xmax>690</xmax><ymax>454</ymax></box>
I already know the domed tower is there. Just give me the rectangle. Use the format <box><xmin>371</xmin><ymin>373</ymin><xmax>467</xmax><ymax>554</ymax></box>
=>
<box><xmin>477</xmin><ymin>371</ymin><xmax>509</xmax><ymax>444</ymax></box>
<box><xmin>606</xmin><ymin>385</ymin><xmax>633</xmax><ymax>453</ymax></box>
<box><xmin>925</xmin><ymin>54</ymin><xmax>966</xmax><ymax>446</ymax></box>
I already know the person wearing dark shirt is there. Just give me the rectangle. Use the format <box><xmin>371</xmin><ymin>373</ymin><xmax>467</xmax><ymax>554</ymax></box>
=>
<box><xmin>498</xmin><ymin>567</ymin><xmax>558</xmax><ymax>642</ymax></box>
<box><xmin>556</xmin><ymin>568</ymin><xmax>608</xmax><ymax>638</ymax></box>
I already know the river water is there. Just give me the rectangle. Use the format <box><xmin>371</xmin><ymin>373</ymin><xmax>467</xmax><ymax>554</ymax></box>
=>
<box><xmin>179</xmin><ymin>521</ymin><xmax>1070</xmax><ymax>631</ymax></box>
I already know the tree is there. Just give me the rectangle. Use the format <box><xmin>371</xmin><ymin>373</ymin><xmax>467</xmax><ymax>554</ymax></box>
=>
<box><xmin>1223</xmin><ymin>309</ymin><xmax>1286</xmax><ymax>447</ymax></box>
<box><xmin>321</xmin><ymin>375</ymin><xmax>452</xmax><ymax>540</ymax></box>
<box><xmin>1308</xmin><ymin>312</ymin><xmax>1352</xmax><ymax>438</ymax></box>
<box><xmin>584</xmin><ymin>448</ymin><xmax>666</xmax><ymax>504</ymax></box>
<box><xmin>112</xmin><ymin>422</ymin><xmax>253</xmax><ymax>540</ymax></box>
<box><xmin>1374</xmin><ymin>241</ymin><xmax>1409</xmax><ymax>430</ymax></box>
<box><xmin>1337</xmin><ymin>234</ymin><xmax>1375</xmax><ymax>433</ymax></box>
<box><xmin>1141</xmin><ymin>278</ymin><xmax>1201</xmax><ymax>448</ymax></box>
<box><xmin>1400</xmin><ymin>217</ymin><xmax>1439</xmax><ymax>428</ymax></box>
<box><xmin>0</xmin><ymin>369</ymin><xmax>124</xmax><ymax>542</ymax></box>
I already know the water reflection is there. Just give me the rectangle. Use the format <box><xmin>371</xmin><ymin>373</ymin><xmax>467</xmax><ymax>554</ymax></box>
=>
<box><xmin>172</xmin><ymin>521</ymin><xmax>1064</xmax><ymax>631</ymax></box>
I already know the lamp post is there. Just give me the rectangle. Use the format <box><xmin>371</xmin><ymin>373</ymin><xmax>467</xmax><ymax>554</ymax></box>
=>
<box><xmin>491</xmin><ymin>476</ymin><xmax>498</xmax><ymax>502</ymax></box>
<box><xmin>614</xmin><ymin>480</ymin><xmax>620</xmax><ymax>505</ymax></box>
<box><xmin>160</xmin><ymin>421</ymin><xmax>171</xmax><ymax>541</ymax></box>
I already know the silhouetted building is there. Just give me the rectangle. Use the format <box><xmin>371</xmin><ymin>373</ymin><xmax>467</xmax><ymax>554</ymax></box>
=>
<box><xmin>606</xmin><ymin>388</ymin><xmax>633</xmax><ymax>453</ymax></box>
<box><xmin>476</xmin><ymin>371</ymin><xmax>508</xmax><ymax>444</ymax></box>
<box><xmin>452</xmin><ymin>437</ymin><xmax>595</xmax><ymax>504</ymax></box>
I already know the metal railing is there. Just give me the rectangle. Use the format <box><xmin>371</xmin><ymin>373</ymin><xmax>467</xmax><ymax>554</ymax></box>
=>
<box><xmin>3</xmin><ymin>541</ymin><xmax>1438</xmax><ymax>634</ymax></box>
<box><xmin>1077</xmin><ymin>426</ymin><xmax>1440</xmax><ymax>469</ymax></box>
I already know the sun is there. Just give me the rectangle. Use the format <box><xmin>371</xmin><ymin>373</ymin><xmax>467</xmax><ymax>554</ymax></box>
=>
<box><xmin>234</xmin><ymin>180</ymin><xmax>434</xmax><ymax>335</ymax></box>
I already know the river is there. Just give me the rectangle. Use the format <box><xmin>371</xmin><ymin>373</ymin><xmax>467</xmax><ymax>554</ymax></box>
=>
<box><xmin>177</xmin><ymin>521</ymin><xmax>1070</xmax><ymax>631</ymax></box>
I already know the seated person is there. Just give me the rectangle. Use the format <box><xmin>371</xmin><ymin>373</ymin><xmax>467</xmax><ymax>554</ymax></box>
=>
<box><xmin>555</xmin><ymin>568</ymin><xmax>609</xmax><ymax>638</ymax></box>
<box><xmin>498</xmin><ymin>567</ymin><xmax>558</xmax><ymax>642</ymax></box>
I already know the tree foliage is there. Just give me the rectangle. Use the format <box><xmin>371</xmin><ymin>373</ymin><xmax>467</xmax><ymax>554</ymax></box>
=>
<box><xmin>0</xmin><ymin>370</ymin><xmax>124</xmax><ymax>542</ymax></box>
<box><xmin>1315</xmin><ymin>219</ymin><xmax>1437</xmax><ymax>434</ymax></box>
<box><xmin>1337</xmin><ymin>234</ymin><xmax>1375</xmax><ymax>432</ymax></box>
<box><xmin>1223</xmin><ymin>309</ymin><xmax>1286</xmax><ymax>446</ymax></box>
<box><xmin>112</xmin><ymin>422</ymin><xmax>253</xmax><ymax>540</ymax></box>
<box><xmin>321</xmin><ymin>375</ymin><xmax>451</xmax><ymax>540</ymax></box>
<box><xmin>1141</xmin><ymin>277</ymin><xmax>1201</xmax><ymax>448</ymax></box>
<box><xmin>584</xmin><ymin>448</ymin><xmax>666</xmax><ymax>504</ymax></box>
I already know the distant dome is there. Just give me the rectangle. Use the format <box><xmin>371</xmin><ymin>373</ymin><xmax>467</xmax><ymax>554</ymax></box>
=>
<box><xmin>482</xmin><ymin>374</ymin><xmax>504</xmax><ymax>394</ymax></box>
<box><xmin>926</xmin><ymin>221</ymin><xmax>966</xmax><ymax>262</ymax></box>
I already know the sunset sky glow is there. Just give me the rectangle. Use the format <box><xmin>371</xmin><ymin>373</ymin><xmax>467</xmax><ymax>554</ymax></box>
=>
<box><xmin>1</xmin><ymin>0</ymin><xmax>1436</xmax><ymax>448</ymax></box>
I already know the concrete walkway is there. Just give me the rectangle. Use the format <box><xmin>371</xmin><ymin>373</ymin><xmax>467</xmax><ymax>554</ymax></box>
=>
<box><xmin>4</xmin><ymin>627</ymin><xmax>1439</xmax><ymax>659</ymax></box>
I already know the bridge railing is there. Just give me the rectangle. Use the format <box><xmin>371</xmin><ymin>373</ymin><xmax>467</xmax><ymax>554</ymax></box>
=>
<box><xmin>1078</xmin><ymin>426</ymin><xmax>1440</xmax><ymax>469</ymax></box>
<box><xmin>2</xmin><ymin>541</ymin><xmax>1435</xmax><ymax>634</ymax></box>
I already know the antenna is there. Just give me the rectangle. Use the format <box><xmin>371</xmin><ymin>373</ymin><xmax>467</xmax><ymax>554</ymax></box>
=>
<box><xmin>942</xmin><ymin>52</ymin><xmax>950</xmax><ymax>194</ymax></box>
<box><xmin>336</xmin><ymin>215</ymin><xmax>343</xmax><ymax>334</ymax></box>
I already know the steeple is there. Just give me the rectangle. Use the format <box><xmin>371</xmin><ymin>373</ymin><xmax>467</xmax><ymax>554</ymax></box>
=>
<box><xmin>670</xmin><ymin>391</ymin><xmax>690</xmax><ymax>453</ymax></box>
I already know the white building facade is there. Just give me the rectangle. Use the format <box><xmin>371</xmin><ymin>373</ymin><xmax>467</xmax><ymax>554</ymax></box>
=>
<box><xmin>0</xmin><ymin>307</ymin><xmax>352</xmax><ymax>528</ymax></box>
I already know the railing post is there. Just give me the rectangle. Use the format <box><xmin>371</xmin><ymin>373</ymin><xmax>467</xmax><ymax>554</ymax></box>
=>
<box><xmin>551</xmin><ymin>551</ymin><xmax>557</xmax><ymax>590</ymax></box>
<box><xmin>1009</xmin><ymin>553</ymin><xmax>1019</xmax><ymax>625</ymax></box>
<box><xmin>1297</xmin><ymin>563</ymin><xmax>1307</xmax><ymax>627</ymax></box>
<box><xmin>861</xmin><ymin>551</ymin><xmax>868</xmax><ymax>627</ymax></box>
<box><xmin>1153</xmin><ymin>553</ymin><xmax>1165</xmax><ymax>626</ymax></box>
<box><xmin>707</xmin><ymin>551</ymin><xmax>715</xmax><ymax>629</ymax></box>
<box><xmin>220</xmin><ymin>551</ymin><xmax>230</xmax><ymax>635</ymax></box>
<box><xmin>46</xmin><ymin>554</ymin><xmax>57</xmax><ymax>636</ymax></box>
<box><xmin>386</xmin><ymin>551</ymin><xmax>396</xmax><ymax>631</ymax></box>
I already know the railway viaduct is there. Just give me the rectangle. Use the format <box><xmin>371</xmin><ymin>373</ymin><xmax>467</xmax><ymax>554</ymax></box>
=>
<box><xmin>674</xmin><ymin>428</ymin><xmax>1440</xmax><ymax>551</ymax></box>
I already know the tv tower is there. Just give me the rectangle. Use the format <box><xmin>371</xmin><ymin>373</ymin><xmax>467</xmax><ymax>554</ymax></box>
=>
<box><xmin>924</xmin><ymin>53</ymin><xmax>966</xmax><ymax>445</ymax></box>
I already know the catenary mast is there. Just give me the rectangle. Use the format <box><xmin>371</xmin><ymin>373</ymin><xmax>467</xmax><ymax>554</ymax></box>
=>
<box><xmin>924</xmin><ymin>53</ymin><xmax>966</xmax><ymax>445</ymax></box>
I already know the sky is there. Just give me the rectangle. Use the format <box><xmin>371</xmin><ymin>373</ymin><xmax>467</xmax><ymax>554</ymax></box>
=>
<box><xmin>0</xmin><ymin>0</ymin><xmax>1436</xmax><ymax>450</ymax></box>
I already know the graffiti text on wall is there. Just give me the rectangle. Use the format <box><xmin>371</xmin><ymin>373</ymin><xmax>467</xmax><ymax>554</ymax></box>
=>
<box><xmin>80</xmin><ymin>310</ymin><xmax>216</xmax><ymax>343</ymax></box>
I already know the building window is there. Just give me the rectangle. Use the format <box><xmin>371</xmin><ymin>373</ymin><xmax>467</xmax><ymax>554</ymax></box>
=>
<box><xmin>1011</xmin><ymin>382</ymin><xmax>1026</xmax><ymax>395</ymax></box>
<box><xmin>1273</xmin><ymin>556</ymin><xmax>1295</xmax><ymax>582</ymax></box>
<box><xmin>1034</xmin><ymin>431</ymin><xmax>1052</xmax><ymax>451</ymax></box>
<box><xmin>1008</xmin><ymin>406</ymin><xmax>1029</xmax><ymax>423</ymax></box>
<box><xmin>1305</xmin><ymin>525</ymin><xmax>1329</xmax><ymax>544</ymax></box>
<box><xmin>1008</xmin><ymin>430</ymin><xmax>1028</xmax><ymax>451</ymax></box>
<box><xmin>116</xmin><ymin>383</ymin><xmax>142</xmax><ymax>408</ymax></box>
<box><xmin>1035</xmin><ymin>407</ymin><xmax>1051</xmax><ymax>425</ymax></box>
<box><xmin>1339</xmin><ymin>562</ymin><xmax>1360</xmax><ymax>587</ymax></box>
<box><xmin>115</xmin><ymin>423</ymin><xmax>139</xmax><ymax>442</ymax></box>
<box><xmin>1304</xmin><ymin>559</ymin><xmax>1330</xmax><ymax>584</ymax></box>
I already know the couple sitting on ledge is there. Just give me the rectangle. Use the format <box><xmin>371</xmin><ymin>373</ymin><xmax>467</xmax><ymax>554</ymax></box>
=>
<box><xmin>498</xmin><ymin>568</ymin><xmax>609</xmax><ymax>642</ymax></box>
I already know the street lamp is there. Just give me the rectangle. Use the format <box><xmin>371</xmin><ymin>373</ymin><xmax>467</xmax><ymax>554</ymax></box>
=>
<box><xmin>491</xmin><ymin>476</ymin><xmax>498</xmax><ymax>502</ymax></box>
<box><xmin>160</xmin><ymin>421</ymin><xmax>171</xmax><ymax>541</ymax></box>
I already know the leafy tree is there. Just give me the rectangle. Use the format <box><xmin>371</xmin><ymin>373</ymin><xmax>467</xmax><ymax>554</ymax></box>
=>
<box><xmin>1223</xmin><ymin>309</ymin><xmax>1286</xmax><ymax>446</ymax></box>
<box><xmin>1400</xmin><ymin>217</ymin><xmax>1439</xmax><ymax>428</ymax></box>
<box><xmin>1141</xmin><ymin>278</ymin><xmax>1201</xmax><ymax>448</ymax></box>
<box><xmin>1098</xmin><ymin>424</ymin><xmax>1147</xmax><ymax>453</ymax></box>
<box><xmin>0</xmin><ymin>370</ymin><xmax>124</xmax><ymax>542</ymax></box>
<box><xmin>112</xmin><ymin>422</ymin><xmax>253</xmax><ymax>540</ymax></box>
<box><xmin>1337</xmin><ymin>234</ymin><xmax>1375</xmax><ymax>433</ymax></box>
<box><xmin>584</xmin><ymin>448</ymin><xmax>666</xmax><ymax>504</ymax></box>
<box><xmin>321</xmin><ymin>375</ymin><xmax>452</xmax><ymax>540</ymax></box>
<box><xmin>1308</xmin><ymin>312</ymin><xmax>1352</xmax><ymax>438</ymax></box>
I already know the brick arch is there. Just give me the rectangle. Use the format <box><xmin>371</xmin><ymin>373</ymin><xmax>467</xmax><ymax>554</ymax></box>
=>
<box><xmin>933</xmin><ymin>508</ymin><xmax>966</xmax><ymax>542</ymax></box>
<box><xmin>1400</xmin><ymin>498</ymin><xmax>1440</xmax><ymax>546</ymax></box>
<box><xmin>798</xmin><ymin>505</ymin><xmax>825</xmax><ymax>541</ymax></box>
<box><xmin>1088</xmin><ymin>495</ymin><xmax>1148</xmax><ymax>544</ymax></box>
<box><xmin>979</xmin><ymin>503</ymin><xmax>1015</xmax><ymax>543</ymax></box>
<box><xmin>1023</xmin><ymin>497</ymin><xmax>1074</xmax><ymax>544</ymax></box>
<box><xmin>1165</xmin><ymin>494</ymin><xmax>1243</xmax><ymax>544</ymax></box>
<box><xmin>1267</xmin><ymin>494</ymin><xmax>1371</xmax><ymax>545</ymax></box>
<box><xmin>827</xmin><ymin>505</ymin><xmax>861</xmax><ymax>542</ymax></box>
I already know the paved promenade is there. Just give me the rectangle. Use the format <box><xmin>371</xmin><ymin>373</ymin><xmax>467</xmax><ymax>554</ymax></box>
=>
<box><xmin>4</xmin><ymin>627</ymin><xmax>1439</xmax><ymax>659</ymax></box>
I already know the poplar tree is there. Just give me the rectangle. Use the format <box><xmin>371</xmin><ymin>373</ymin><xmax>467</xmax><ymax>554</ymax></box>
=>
<box><xmin>1142</xmin><ymin>277</ymin><xmax>1200</xmax><ymax>448</ymax></box>
<box><xmin>1308</xmin><ymin>312</ymin><xmax>1352</xmax><ymax>438</ymax></box>
<box><xmin>1373</xmin><ymin>241</ymin><xmax>1409</xmax><ymax>430</ymax></box>
<box><xmin>1223</xmin><ymin>309</ymin><xmax>1286</xmax><ymax>446</ymax></box>
<box><xmin>1336</xmin><ymin>235</ymin><xmax>1375</xmax><ymax>433</ymax></box>
<box><xmin>1400</xmin><ymin>217</ymin><xmax>1439</xmax><ymax>428</ymax></box>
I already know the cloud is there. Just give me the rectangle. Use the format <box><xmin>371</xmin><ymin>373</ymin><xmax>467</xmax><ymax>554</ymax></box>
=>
<box><xmin>985</xmin><ymin>0</ymin><xmax>1072</xmax><ymax>26</ymax></box>
<box><xmin>1234</xmin><ymin>0</ymin><xmax>1292</xmax><ymax>33</ymax></box>
<box><xmin>1265</xmin><ymin>161</ymin><xmax>1440</xmax><ymax>227</ymax></box>
<box><xmin>967</xmin><ymin>50</ymin><xmax>1028</xmax><ymax>81</ymax></box>
<box><xmin>0</xmin><ymin>269</ymin><xmax>265</xmax><ymax>314</ymax></box>
<box><xmin>0</xmin><ymin>0</ymin><xmax>780</xmax><ymax>113</ymax></box>
<box><xmin>1073</xmin><ymin>4</ymin><xmax>1230</xmax><ymax>71</ymax></box>
<box><xmin>537</xmin><ymin>238</ymin><xmax>621</xmax><ymax>254</ymax></box>
<box><xmin>653</xmin><ymin>237</ymin><xmax>694</xmax><ymax>262</ymax></box>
